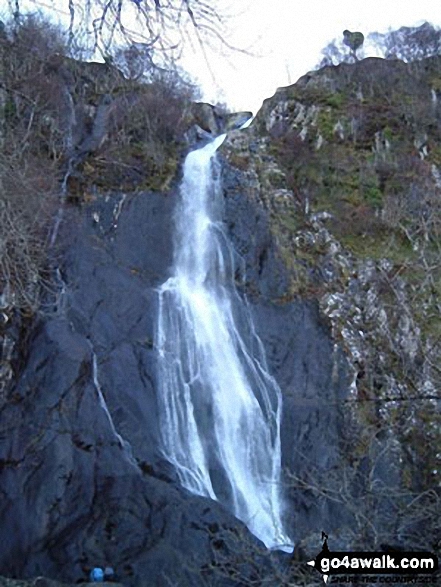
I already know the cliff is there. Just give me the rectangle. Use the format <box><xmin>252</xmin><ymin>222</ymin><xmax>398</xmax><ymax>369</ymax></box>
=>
<box><xmin>221</xmin><ymin>54</ymin><xmax>441</xmax><ymax>551</ymax></box>
<box><xmin>0</xmin><ymin>47</ymin><xmax>440</xmax><ymax>586</ymax></box>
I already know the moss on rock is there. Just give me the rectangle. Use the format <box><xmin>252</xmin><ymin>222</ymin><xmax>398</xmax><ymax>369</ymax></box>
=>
<box><xmin>222</xmin><ymin>54</ymin><xmax>441</xmax><ymax>493</ymax></box>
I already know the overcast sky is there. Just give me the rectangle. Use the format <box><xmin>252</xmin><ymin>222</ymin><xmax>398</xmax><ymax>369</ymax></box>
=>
<box><xmin>179</xmin><ymin>0</ymin><xmax>441</xmax><ymax>113</ymax></box>
<box><xmin>14</xmin><ymin>0</ymin><xmax>441</xmax><ymax>113</ymax></box>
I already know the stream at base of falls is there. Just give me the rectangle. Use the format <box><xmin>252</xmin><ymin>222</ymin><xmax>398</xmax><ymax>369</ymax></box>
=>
<box><xmin>156</xmin><ymin>133</ymin><xmax>293</xmax><ymax>552</ymax></box>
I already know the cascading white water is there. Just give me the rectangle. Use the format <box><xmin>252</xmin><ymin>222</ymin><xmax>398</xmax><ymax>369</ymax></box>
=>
<box><xmin>156</xmin><ymin>133</ymin><xmax>292</xmax><ymax>551</ymax></box>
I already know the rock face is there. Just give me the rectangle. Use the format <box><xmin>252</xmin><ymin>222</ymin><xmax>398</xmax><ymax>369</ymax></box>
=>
<box><xmin>2</xmin><ymin>54</ymin><xmax>441</xmax><ymax>586</ymax></box>
<box><xmin>190</xmin><ymin>102</ymin><xmax>252</xmax><ymax>135</ymax></box>
<box><xmin>0</xmin><ymin>158</ymin><xmax>351</xmax><ymax>584</ymax></box>
<box><xmin>1</xmin><ymin>161</ymin><xmax>348</xmax><ymax>587</ymax></box>
<box><xmin>220</xmin><ymin>55</ymin><xmax>441</xmax><ymax>553</ymax></box>
<box><xmin>0</xmin><ymin>191</ymin><xmax>269</xmax><ymax>586</ymax></box>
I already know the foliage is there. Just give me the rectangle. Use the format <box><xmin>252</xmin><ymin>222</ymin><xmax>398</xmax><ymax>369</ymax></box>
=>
<box><xmin>286</xmin><ymin>428</ymin><xmax>441</xmax><ymax>553</ymax></box>
<box><xmin>0</xmin><ymin>15</ymin><xmax>200</xmax><ymax>313</ymax></box>
<box><xmin>81</xmin><ymin>67</ymin><xmax>199</xmax><ymax>191</ymax></box>
<box><xmin>113</xmin><ymin>41</ymin><xmax>156</xmax><ymax>80</ymax></box>
<box><xmin>0</xmin><ymin>15</ymin><xmax>66</xmax><ymax>311</ymax></box>
<box><xmin>0</xmin><ymin>156</ymin><xmax>58</xmax><ymax>312</ymax></box>
<box><xmin>343</xmin><ymin>30</ymin><xmax>364</xmax><ymax>60</ymax></box>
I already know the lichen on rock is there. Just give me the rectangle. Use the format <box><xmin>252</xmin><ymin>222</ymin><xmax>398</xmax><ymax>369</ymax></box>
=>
<box><xmin>220</xmin><ymin>54</ymin><xmax>441</xmax><ymax>550</ymax></box>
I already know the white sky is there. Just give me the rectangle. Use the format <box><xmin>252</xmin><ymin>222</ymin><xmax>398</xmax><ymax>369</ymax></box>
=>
<box><xmin>179</xmin><ymin>0</ymin><xmax>441</xmax><ymax>113</ymax></box>
<box><xmin>9</xmin><ymin>0</ymin><xmax>441</xmax><ymax>113</ymax></box>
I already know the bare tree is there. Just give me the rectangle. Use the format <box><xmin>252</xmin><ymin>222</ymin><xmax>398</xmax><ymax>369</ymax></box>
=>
<box><xmin>8</xmin><ymin>0</ymin><xmax>231</xmax><ymax>60</ymax></box>
<box><xmin>369</xmin><ymin>22</ymin><xmax>441</xmax><ymax>62</ymax></box>
<box><xmin>318</xmin><ymin>22</ymin><xmax>441</xmax><ymax>68</ymax></box>
<box><xmin>286</xmin><ymin>428</ymin><xmax>441</xmax><ymax>553</ymax></box>
<box><xmin>317</xmin><ymin>37</ymin><xmax>360</xmax><ymax>68</ymax></box>
<box><xmin>0</xmin><ymin>15</ymin><xmax>64</xmax><ymax>312</ymax></box>
<box><xmin>0</xmin><ymin>13</ymin><xmax>204</xmax><ymax>312</ymax></box>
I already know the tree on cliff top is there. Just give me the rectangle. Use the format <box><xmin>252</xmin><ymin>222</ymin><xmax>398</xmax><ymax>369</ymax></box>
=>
<box><xmin>318</xmin><ymin>22</ymin><xmax>441</xmax><ymax>68</ymax></box>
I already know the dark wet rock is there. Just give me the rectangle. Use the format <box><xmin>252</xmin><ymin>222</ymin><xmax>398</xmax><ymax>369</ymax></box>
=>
<box><xmin>223</xmin><ymin>111</ymin><xmax>253</xmax><ymax>131</ymax></box>
<box><xmin>0</xmin><ymin>154</ymin><xmax>350</xmax><ymax>586</ymax></box>
<box><xmin>6</xmin><ymin>54</ymin><xmax>441</xmax><ymax>587</ymax></box>
<box><xmin>0</xmin><ymin>189</ymin><xmax>269</xmax><ymax>587</ymax></box>
<box><xmin>0</xmin><ymin>578</ymin><xmax>122</xmax><ymax>587</ymax></box>
<box><xmin>1</xmin><ymin>97</ymin><xmax>354</xmax><ymax>587</ymax></box>
<box><xmin>220</xmin><ymin>54</ymin><xmax>441</xmax><ymax>555</ymax></box>
<box><xmin>190</xmin><ymin>102</ymin><xmax>224</xmax><ymax>135</ymax></box>
<box><xmin>190</xmin><ymin>102</ymin><xmax>252</xmax><ymax>135</ymax></box>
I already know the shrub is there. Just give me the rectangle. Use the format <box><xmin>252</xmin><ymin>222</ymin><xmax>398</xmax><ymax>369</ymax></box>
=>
<box><xmin>0</xmin><ymin>15</ymin><xmax>201</xmax><ymax>310</ymax></box>
<box><xmin>0</xmin><ymin>15</ymin><xmax>68</xmax><ymax>312</ymax></box>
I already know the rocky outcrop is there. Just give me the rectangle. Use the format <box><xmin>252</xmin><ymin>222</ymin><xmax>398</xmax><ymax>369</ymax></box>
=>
<box><xmin>0</xmin><ymin>190</ymin><xmax>278</xmax><ymax>586</ymax></box>
<box><xmin>220</xmin><ymin>55</ymin><xmax>441</xmax><ymax>553</ymax></box>
<box><xmin>0</xmin><ymin>168</ymin><xmax>346</xmax><ymax>585</ymax></box>
<box><xmin>0</xmin><ymin>107</ymin><xmax>352</xmax><ymax>587</ymax></box>
<box><xmin>2</xmin><ymin>52</ymin><xmax>441</xmax><ymax>587</ymax></box>
<box><xmin>190</xmin><ymin>102</ymin><xmax>252</xmax><ymax>135</ymax></box>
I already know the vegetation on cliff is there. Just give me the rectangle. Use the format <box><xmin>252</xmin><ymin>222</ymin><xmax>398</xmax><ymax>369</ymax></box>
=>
<box><xmin>8</xmin><ymin>0</ymin><xmax>228</xmax><ymax>57</ymax></box>
<box><xmin>0</xmin><ymin>15</ymin><xmax>201</xmax><ymax>314</ymax></box>
<box><xmin>1</xmin><ymin>15</ymin><xmax>440</xmax><ymax>585</ymax></box>
<box><xmin>221</xmin><ymin>51</ymin><xmax>441</xmax><ymax>557</ymax></box>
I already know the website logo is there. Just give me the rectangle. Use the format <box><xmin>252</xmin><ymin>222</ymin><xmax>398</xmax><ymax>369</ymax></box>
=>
<box><xmin>307</xmin><ymin>533</ymin><xmax>438</xmax><ymax>584</ymax></box>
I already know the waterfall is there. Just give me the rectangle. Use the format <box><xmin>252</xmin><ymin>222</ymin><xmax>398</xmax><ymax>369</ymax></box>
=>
<box><xmin>92</xmin><ymin>352</ymin><xmax>138</xmax><ymax>469</ymax></box>
<box><xmin>156</xmin><ymin>133</ymin><xmax>292</xmax><ymax>551</ymax></box>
